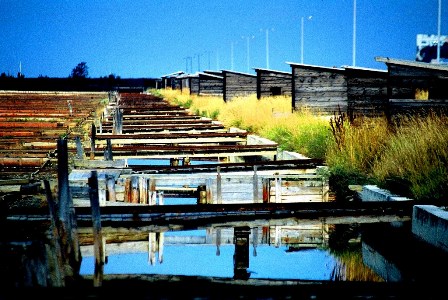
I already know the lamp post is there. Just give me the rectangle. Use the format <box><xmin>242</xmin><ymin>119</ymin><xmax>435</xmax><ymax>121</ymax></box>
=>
<box><xmin>352</xmin><ymin>0</ymin><xmax>357</xmax><ymax>66</ymax></box>
<box><xmin>437</xmin><ymin>0</ymin><xmax>442</xmax><ymax>63</ymax></box>
<box><xmin>301</xmin><ymin>16</ymin><xmax>312</xmax><ymax>64</ymax></box>
<box><xmin>242</xmin><ymin>35</ymin><xmax>254</xmax><ymax>73</ymax></box>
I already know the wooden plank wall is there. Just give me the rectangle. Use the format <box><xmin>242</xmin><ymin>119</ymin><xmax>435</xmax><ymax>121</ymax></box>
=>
<box><xmin>189</xmin><ymin>77</ymin><xmax>200</xmax><ymax>95</ymax></box>
<box><xmin>386</xmin><ymin>64</ymin><xmax>448</xmax><ymax>117</ymax></box>
<box><xmin>292</xmin><ymin>65</ymin><xmax>347</xmax><ymax>114</ymax></box>
<box><xmin>223</xmin><ymin>71</ymin><xmax>257</xmax><ymax>102</ymax></box>
<box><xmin>198</xmin><ymin>74</ymin><xmax>223</xmax><ymax>96</ymax></box>
<box><xmin>345</xmin><ymin>68</ymin><xmax>389</xmax><ymax>120</ymax></box>
<box><xmin>256</xmin><ymin>69</ymin><xmax>292</xmax><ymax>99</ymax></box>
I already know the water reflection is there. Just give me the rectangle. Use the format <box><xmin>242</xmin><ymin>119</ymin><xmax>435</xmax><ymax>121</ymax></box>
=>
<box><xmin>3</xmin><ymin>215</ymin><xmax>448</xmax><ymax>289</ymax></box>
<box><xmin>80</xmin><ymin>223</ymin><xmax>338</xmax><ymax>281</ymax></box>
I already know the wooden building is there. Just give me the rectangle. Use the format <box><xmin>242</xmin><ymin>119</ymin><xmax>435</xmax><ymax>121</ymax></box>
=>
<box><xmin>288</xmin><ymin>62</ymin><xmax>347</xmax><ymax>115</ymax></box>
<box><xmin>222</xmin><ymin>70</ymin><xmax>257</xmax><ymax>102</ymax></box>
<box><xmin>344</xmin><ymin>66</ymin><xmax>388</xmax><ymax>120</ymax></box>
<box><xmin>196</xmin><ymin>72</ymin><xmax>223</xmax><ymax>96</ymax></box>
<box><xmin>375</xmin><ymin>56</ymin><xmax>448</xmax><ymax>116</ymax></box>
<box><xmin>161</xmin><ymin>71</ymin><xmax>184</xmax><ymax>89</ymax></box>
<box><xmin>254</xmin><ymin>68</ymin><xmax>292</xmax><ymax>99</ymax></box>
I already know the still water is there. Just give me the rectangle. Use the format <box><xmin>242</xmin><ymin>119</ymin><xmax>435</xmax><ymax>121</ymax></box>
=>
<box><xmin>79</xmin><ymin>196</ymin><xmax>448</xmax><ymax>284</ymax></box>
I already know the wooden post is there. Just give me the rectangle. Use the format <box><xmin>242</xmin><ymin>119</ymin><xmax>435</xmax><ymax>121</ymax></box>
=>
<box><xmin>149</xmin><ymin>178</ymin><xmax>156</xmax><ymax>205</ymax></box>
<box><xmin>88</xmin><ymin>171</ymin><xmax>104</xmax><ymax>287</ymax></box>
<box><xmin>139</xmin><ymin>176</ymin><xmax>147</xmax><ymax>204</ymax></box>
<box><xmin>75</xmin><ymin>136</ymin><xmax>84</xmax><ymax>160</ymax></box>
<box><xmin>216</xmin><ymin>167</ymin><xmax>221</xmax><ymax>204</ymax></box>
<box><xmin>57</xmin><ymin>138</ymin><xmax>81</xmax><ymax>285</ymax></box>
<box><xmin>197</xmin><ymin>185</ymin><xmax>207</xmax><ymax>204</ymax></box>
<box><xmin>262</xmin><ymin>178</ymin><xmax>269</xmax><ymax>203</ymax></box>
<box><xmin>44</xmin><ymin>179</ymin><xmax>65</xmax><ymax>287</ymax></box>
<box><xmin>90</xmin><ymin>123</ymin><xmax>96</xmax><ymax>160</ymax></box>
<box><xmin>275</xmin><ymin>175</ymin><xmax>281</xmax><ymax>203</ymax></box>
<box><xmin>158</xmin><ymin>191</ymin><xmax>164</xmax><ymax>205</ymax></box>
<box><xmin>130</xmin><ymin>176</ymin><xmax>139</xmax><ymax>204</ymax></box>
<box><xmin>106</xmin><ymin>175</ymin><xmax>116</xmax><ymax>202</ymax></box>
<box><xmin>253</xmin><ymin>165</ymin><xmax>258</xmax><ymax>202</ymax></box>
<box><xmin>124</xmin><ymin>178</ymin><xmax>131</xmax><ymax>202</ymax></box>
<box><xmin>183</xmin><ymin>157</ymin><xmax>191</xmax><ymax>165</ymax></box>
<box><xmin>206</xmin><ymin>178</ymin><xmax>213</xmax><ymax>204</ymax></box>
<box><xmin>104</xmin><ymin>138</ymin><xmax>113</xmax><ymax>161</ymax></box>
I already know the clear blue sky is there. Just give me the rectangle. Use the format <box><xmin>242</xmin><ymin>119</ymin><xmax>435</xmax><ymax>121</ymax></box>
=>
<box><xmin>1</xmin><ymin>0</ymin><xmax>446</xmax><ymax>78</ymax></box>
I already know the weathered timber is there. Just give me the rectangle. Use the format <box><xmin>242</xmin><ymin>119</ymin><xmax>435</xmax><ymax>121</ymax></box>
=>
<box><xmin>223</xmin><ymin>70</ymin><xmax>257</xmax><ymax>102</ymax></box>
<box><xmin>254</xmin><ymin>68</ymin><xmax>292</xmax><ymax>99</ymax></box>
<box><xmin>288</xmin><ymin>62</ymin><xmax>347</xmax><ymax>114</ymax></box>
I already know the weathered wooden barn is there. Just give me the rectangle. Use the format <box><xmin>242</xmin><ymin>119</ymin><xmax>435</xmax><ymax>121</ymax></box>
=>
<box><xmin>344</xmin><ymin>66</ymin><xmax>389</xmax><ymax>120</ymax></box>
<box><xmin>222</xmin><ymin>70</ymin><xmax>257</xmax><ymax>102</ymax></box>
<box><xmin>288</xmin><ymin>63</ymin><xmax>347</xmax><ymax>114</ymax></box>
<box><xmin>375</xmin><ymin>57</ymin><xmax>448</xmax><ymax>116</ymax></box>
<box><xmin>196</xmin><ymin>72</ymin><xmax>223</xmax><ymax>96</ymax></box>
<box><xmin>161</xmin><ymin>71</ymin><xmax>184</xmax><ymax>89</ymax></box>
<box><xmin>254</xmin><ymin>68</ymin><xmax>292</xmax><ymax>99</ymax></box>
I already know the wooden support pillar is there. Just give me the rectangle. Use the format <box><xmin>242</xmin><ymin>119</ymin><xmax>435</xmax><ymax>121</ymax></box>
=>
<box><xmin>170</xmin><ymin>158</ymin><xmax>179</xmax><ymax>166</ymax></box>
<box><xmin>75</xmin><ymin>136</ymin><xmax>84</xmax><ymax>160</ymax></box>
<box><xmin>106</xmin><ymin>175</ymin><xmax>116</xmax><ymax>202</ymax></box>
<box><xmin>124</xmin><ymin>177</ymin><xmax>131</xmax><ymax>203</ymax></box>
<box><xmin>216</xmin><ymin>166</ymin><xmax>221</xmax><ymax>204</ymax></box>
<box><xmin>113</xmin><ymin>109</ymin><xmax>123</xmax><ymax>135</ymax></box>
<box><xmin>44</xmin><ymin>179</ymin><xmax>65</xmax><ymax>287</ymax></box>
<box><xmin>183</xmin><ymin>157</ymin><xmax>191</xmax><ymax>165</ymax></box>
<box><xmin>104</xmin><ymin>138</ymin><xmax>113</xmax><ymax>161</ymax></box>
<box><xmin>149</xmin><ymin>178</ymin><xmax>156</xmax><ymax>205</ymax></box>
<box><xmin>130</xmin><ymin>176</ymin><xmax>139</xmax><ymax>204</ymax></box>
<box><xmin>158</xmin><ymin>191</ymin><xmax>164</xmax><ymax>205</ymax></box>
<box><xmin>275</xmin><ymin>175</ymin><xmax>281</xmax><ymax>203</ymax></box>
<box><xmin>139</xmin><ymin>176</ymin><xmax>148</xmax><ymax>204</ymax></box>
<box><xmin>90</xmin><ymin>123</ymin><xmax>96</xmax><ymax>160</ymax></box>
<box><xmin>262</xmin><ymin>178</ymin><xmax>269</xmax><ymax>203</ymax></box>
<box><xmin>253</xmin><ymin>165</ymin><xmax>258</xmax><ymax>202</ymax></box>
<box><xmin>206</xmin><ymin>178</ymin><xmax>213</xmax><ymax>204</ymax></box>
<box><xmin>88</xmin><ymin>171</ymin><xmax>104</xmax><ymax>287</ymax></box>
<box><xmin>197</xmin><ymin>185</ymin><xmax>207</xmax><ymax>204</ymax></box>
<box><xmin>57</xmin><ymin>138</ymin><xmax>81</xmax><ymax>285</ymax></box>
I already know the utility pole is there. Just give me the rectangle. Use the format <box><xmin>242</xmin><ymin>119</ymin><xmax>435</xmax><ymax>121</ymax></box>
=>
<box><xmin>437</xmin><ymin>0</ymin><xmax>442</xmax><ymax>63</ymax></box>
<box><xmin>266</xmin><ymin>29</ymin><xmax>270</xmax><ymax>69</ymax></box>
<box><xmin>231</xmin><ymin>42</ymin><xmax>234</xmax><ymax>70</ymax></box>
<box><xmin>352</xmin><ymin>0</ymin><xmax>357</xmax><ymax>66</ymax></box>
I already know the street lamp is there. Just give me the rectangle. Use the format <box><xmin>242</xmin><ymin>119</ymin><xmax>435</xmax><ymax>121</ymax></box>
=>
<box><xmin>261</xmin><ymin>28</ymin><xmax>274</xmax><ymax>69</ymax></box>
<box><xmin>301</xmin><ymin>16</ymin><xmax>312</xmax><ymax>64</ymax></box>
<box><xmin>242</xmin><ymin>35</ymin><xmax>254</xmax><ymax>73</ymax></box>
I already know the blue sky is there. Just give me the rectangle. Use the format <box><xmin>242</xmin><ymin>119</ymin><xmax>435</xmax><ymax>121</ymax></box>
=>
<box><xmin>0</xmin><ymin>0</ymin><xmax>446</xmax><ymax>78</ymax></box>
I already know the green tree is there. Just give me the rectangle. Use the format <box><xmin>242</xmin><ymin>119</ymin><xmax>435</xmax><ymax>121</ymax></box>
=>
<box><xmin>70</xmin><ymin>62</ymin><xmax>89</xmax><ymax>78</ymax></box>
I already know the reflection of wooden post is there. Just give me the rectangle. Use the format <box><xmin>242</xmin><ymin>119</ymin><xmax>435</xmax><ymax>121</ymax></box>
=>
<box><xmin>216</xmin><ymin>228</ymin><xmax>221</xmax><ymax>256</ymax></box>
<box><xmin>233</xmin><ymin>226</ymin><xmax>251</xmax><ymax>280</ymax></box>
<box><xmin>88</xmin><ymin>170</ymin><xmax>104</xmax><ymax>287</ymax></box>
<box><xmin>158</xmin><ymin>232</ymin><xmax>164</xmax><ymax>264</ymax></box>
<box><xmin>148</xmin><ymin>232</ymin><xmax>156</xmax><ymax>265</ymax></box>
